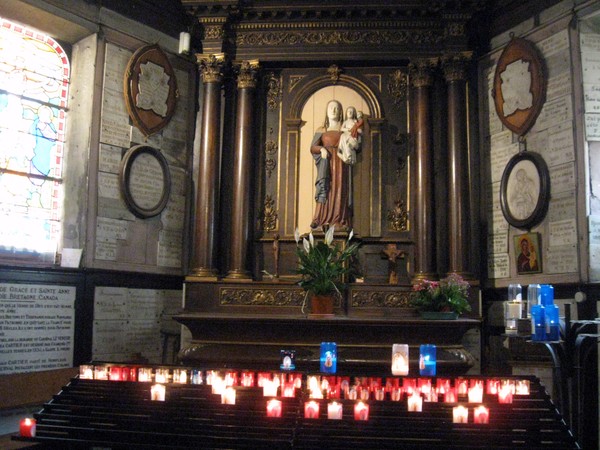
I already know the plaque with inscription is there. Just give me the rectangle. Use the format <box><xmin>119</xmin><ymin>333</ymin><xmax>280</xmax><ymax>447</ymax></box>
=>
<box><xmin>124</xmin><ymin>44</ymin><xmax>178</xmax><ymax>137</ymax></box>
<box><xmin>119</xmin><ymin>145</ymin><xmax>171</xmax><ymax>219</ymax></box>
<box><xmin>492</xmin><ymin>37</ymin><xmax>547</xmax><ymax>136</ymax></box>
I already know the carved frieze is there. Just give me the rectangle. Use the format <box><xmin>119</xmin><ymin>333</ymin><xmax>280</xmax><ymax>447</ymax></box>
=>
<box><xmin>236</xmin><ymin>29</ymin><xmax>444</xmax><ymax>47</ymax></box>
<box><xmin>220</xmin><ymin>287</ymin><xmax>304</xmax><ymax>306</ymax></box>
<box><xmin>351</xmin><ymin>290</ymin><xmax>413</xmax><ymax>308</ymax></box>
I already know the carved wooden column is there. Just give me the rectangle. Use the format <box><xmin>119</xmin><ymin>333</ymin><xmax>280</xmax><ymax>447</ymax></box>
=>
<box><xmin>226</xmin><ymin>60</ymin><xmax>259</xmax><ymax>280</ymax></box>
<box><xmin>409</xmin><ymin>58</ymin><xmax>437</xmax><ymax>282</ymax></box>
<box><xmin>189</xmin><ymin>54</ymin><xmax>225</xmax><ymax>279</ymax></box>
<box><xmin>442</xmin><ymin>52</ymin><xmax>472</xmax><ymax>277</ymax></box>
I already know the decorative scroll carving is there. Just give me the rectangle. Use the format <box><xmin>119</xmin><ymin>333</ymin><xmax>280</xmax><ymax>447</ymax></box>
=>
<box><xmin>236</xmin><ymin>29</ymin><xmax>444</xmax><ymax>47</ymax></box>
<box><xmin>265</xmin><ymin>139</ymin><xmax>277</xmax><ymax>177</ymax></box>
<box><xmin>327</xmin><ymin>64</ymin><xmax>342</xmax><ymax>83</ymax></box>
<box><xmin>351</xmin><ymin>290</ymin><xmax>413</xmax><ymax>308</ymax></box>
<box><xmin>265</xmin><ymin>159</ymin><xmax>276</xmax><ymax>177</ymax></box>
<box><xmin>387</xmin><ymin>69</ymin><xmax>408</xmax><ymax>108</ymax></box>
<box><xmin>265</xmin><ymin>139</ymin><xmax>277</xmax><ymax>156</ymax></box>
<box><xmin>394</xmin><ymin>132</ymin><xmax>408</xmax><ymax>176</ymax></box>
<box><xmin>387</xmin><ymin>199</ymin><xmax>408</xmax><ymax>232</ymax></box>
<box><xmin>266</xmin><ymin>72</ymin><xmax>282</xmax><ymax>110</ymax></box>
<box><xmin>394</xmin><ymin>132</ymin><xmax>408</xmax><ymax>147</ymax></box>
<box><xmin>289</xmin><ymin>75</ymin><xmax>305</xmax><ymax>92</ymax></box>
<box><xmin>200</xmin><ymin>16</ymin><xmax>227</xmax><ymax>41</ymax></box>
<box><xmin>236</xmin><ymin>60</ymin><xmax>259</xmax><ymax>89</ymax></box>
<box><xmin>408</xmin><ymin>58</ymin><xmax>437</xmax><ymax>88</ymax></box>
<box><xmin>262</xmin><ymin>194</ymin><xmax>278</xmax><ymax>232</ymax></box>
<box><xmin>204</xmin><ymin>25</ymin><xmax>225</xmax><ymax>40</ymax></box>
<box><xmin>197</xmin><ymin>53</ymin><xmax>226</xmax><ymax>83</ymax></box>
<box><xmin>445</xmin><ymin>22</ymin><xmax>466</xmax><ymax>38</ymax></box>
<box><xmin>220</xmin><ymin>287</ymin><xmax>305</xmax><ymax>306</ymax></box>
<box><xmin>441</xmin><ymin>52</ymin><xmax>472</xmax><ymax>82</ymax></box>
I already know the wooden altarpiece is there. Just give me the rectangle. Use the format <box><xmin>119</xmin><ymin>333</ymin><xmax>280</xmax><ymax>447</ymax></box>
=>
<box><xmin>177</xmin><ymin>0</ymin><xmax>483</xmax><ymax>374</ymax></box>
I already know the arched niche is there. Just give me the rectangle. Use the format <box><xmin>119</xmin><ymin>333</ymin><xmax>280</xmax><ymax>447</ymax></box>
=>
<box><xmin>282</xmin><ymin>74</ymin><xmax>384</xmax><ymax>237</ymax></box>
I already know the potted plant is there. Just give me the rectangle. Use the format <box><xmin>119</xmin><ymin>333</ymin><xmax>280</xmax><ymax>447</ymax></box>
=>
<box><xmin>410</xmin><ymin>273</ymin><xmax>472</xmax><ymax>319</ymax></box>
<box><xmin>295</xmin><ymin>226</ymin><xmax>360</xmax><ymax>317</ymax></box>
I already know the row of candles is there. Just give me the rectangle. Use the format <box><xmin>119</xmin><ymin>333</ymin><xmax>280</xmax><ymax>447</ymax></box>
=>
<box><xmin>18</xmin><ymin>398</ymin><xmax>491</xmax><ymax>439</ymax></box>
<box><xmin>150</xmin><ymin>379</ymin><xmax>497</xmax><ymax>424</ymax></box>
<box><xmin>81</xmin><ymin>342</ymin><xmax>433</xmax><ymax>383</ymax></box>
<box><xmin>79</xmin><ymin>364</ymin><xmax>529</xmax><ymax>398</ymax></box>
<box><xmin>267</xmin><ymin>399</ymin><xmax>491</xmax><ymax>423</ymax></box>
<box><xmin>21</xmin><ymin>369</ymin><xmax>531</xmax><ymax>437</ymax></box>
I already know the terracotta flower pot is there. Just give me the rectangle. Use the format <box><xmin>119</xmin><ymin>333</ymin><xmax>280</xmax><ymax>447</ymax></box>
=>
<box><xmin>309</xmin><ymin>294</ymin><xmax>335</xmax><ymax>318</ymax></box>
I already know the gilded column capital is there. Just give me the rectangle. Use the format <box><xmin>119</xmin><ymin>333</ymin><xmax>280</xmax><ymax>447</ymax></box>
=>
<box><xmin>408</xmin><ymin>58</ymin><xmax>438</xmax><ymax>88</ymax></box>
<box><xmin>441</xmin><ymin>52</ymin><xmax>472</xmax><ymax>83</ymax></box>
<box><xmin>196</xmin><ymin>53</ymin><xmax>226</xmax><ymax>84</ymax></box>
<box><xmin>235</xmin><ymin>60</ymin><xmax>260</xmax><ymax>89</ymax></box>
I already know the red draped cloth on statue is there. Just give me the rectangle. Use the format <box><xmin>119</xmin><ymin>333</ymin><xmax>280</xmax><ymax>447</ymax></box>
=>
<box><xmin>310</xmin><ymin>129</ymin><xmax>352</xmax><ymax>229</ymax></box>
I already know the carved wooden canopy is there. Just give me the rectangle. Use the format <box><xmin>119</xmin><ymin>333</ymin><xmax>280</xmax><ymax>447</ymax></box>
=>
<box><xmin>181</xmin><ymin>0</ymin><xmax>492</xmax><ymax>61</ymax></box>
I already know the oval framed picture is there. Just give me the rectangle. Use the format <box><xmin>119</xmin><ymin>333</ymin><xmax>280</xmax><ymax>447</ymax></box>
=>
<box><xmin>499</xmin><ymin>152</ymin><xmax>550</xmax><ymax>229</ymax></box>
<box><xmin>119</xmin><ymin>145</ymin><xmax>171</xmax><ymax>219</ymax></box>
<box><xmin>492</xmin><ymin>37</ymin><xmax>546</xmax><ymax>136</ymax></box>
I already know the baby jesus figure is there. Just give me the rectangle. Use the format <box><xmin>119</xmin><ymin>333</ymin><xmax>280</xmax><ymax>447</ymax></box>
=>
<box><xmin>337</xmin><ymin>106</ymin><xmax>363</xmax><ymax>165</ymax></box>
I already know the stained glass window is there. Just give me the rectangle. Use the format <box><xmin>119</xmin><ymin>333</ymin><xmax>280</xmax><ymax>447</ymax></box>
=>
<box><xmin>0</xmin><ymin>18</ymin><xmax>69</xmax><ymax>261</ymax></box>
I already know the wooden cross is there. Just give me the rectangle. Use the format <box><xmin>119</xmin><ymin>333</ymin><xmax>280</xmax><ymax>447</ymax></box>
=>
<box><xmin>382</xmin><ymin>244</ymin><xmax>405</xmax><ymax>285</ymax></box>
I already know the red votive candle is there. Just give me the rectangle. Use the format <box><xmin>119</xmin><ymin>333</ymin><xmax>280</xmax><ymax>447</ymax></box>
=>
<box><xmin>266</xmin><ymin>399</ymin><xmax>282</xmax><ymax>418</ymax></box>
<box><xmin>444</xmin><ymin>388</ymin><xmax>457</xmax><ymax>403</ymax></box>
<box><xmin>304</xmin><ymin>401</ymin><xmax>320</xmax><ymax>419</ymax></box>
<box><xmin>19</xmin><ymin>418</ymin><xmax>36</xmax><ymax>437</ymax></box>
<box><xmin>498</xmin><ymin>386</ymin><xmax>513</xmax><ymax>404</ymax></box>
<box><xmin>111</xmin><ymin>366</ymin><xmax>124</xmax><ymax>380</ymax></box>
<box><xmin>474</xmin><ymin>405</ymin><xmax>490</xmax><ymax>424</ymax></box>
<box><xmin>452</xmin><ymin>405</ymin><xmax>468</xmax><ymax>423</ymax></box>
<box><xmin>354</xmin><ymin>401</ymin><xmax>369</xmax><ymax>421</ymax></box>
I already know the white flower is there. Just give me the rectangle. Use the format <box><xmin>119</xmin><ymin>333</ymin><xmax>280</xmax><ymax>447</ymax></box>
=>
<box><xmin>309</xmin><ymin>232</ymin><xmax>314</xmax><ymax>248</ymax></box>
<box><xmin>348</xmin><ymin>229</ymin><xmax>354</xmax><ymax>242</ymax></box>
<box><xmin>303</xmin><ymin>237</ymin><xmax>310</xmax><ymax>254</ymax></box>
<box><xmin>294</xmin><ymin>228</ymin><xmax>300</xmax><ymax>244</ymax></box>
<box><xmin>325</xmin><ymin>225</ymin><xmax>335</xmax><ymax>246</ymax></box>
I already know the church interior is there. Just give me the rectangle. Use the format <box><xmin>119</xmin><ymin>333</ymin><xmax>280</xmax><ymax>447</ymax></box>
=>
<box><xmin>1</xmin><ymin>0</ymin><xmax>600</xmax><ymax>448</ymax></box>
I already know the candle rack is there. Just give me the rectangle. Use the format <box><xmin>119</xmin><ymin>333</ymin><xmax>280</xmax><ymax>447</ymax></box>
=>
<box><xmin>12</xmin><ymin>365</ymin><xmax>579</xmax><ymax>449</ymax></box>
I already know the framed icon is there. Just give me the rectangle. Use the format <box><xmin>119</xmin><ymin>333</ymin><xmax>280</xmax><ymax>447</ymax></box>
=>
<box><xmin>119</xmin><ymin>145</ymin><xmax>171</xmax><ymax>219</ymax></box>
<box><xmin>514</xmin><ymin>232</ymin><xmax>542</xmax><ymax>274</ymax></box>
<box><xmin>500</xmin><ymin>151</ymin><xmax>550</xmax><ymax>229</ymax></box>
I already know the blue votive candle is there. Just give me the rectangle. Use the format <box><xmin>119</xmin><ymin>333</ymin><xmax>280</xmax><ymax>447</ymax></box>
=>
<box><xmin>531</xmin><ymin>304</ymin><xmax>546</xmax><ymax>341</ymax></box>
<box><xmin>540</xmin><ymin>284</ymin><xmax>554</xmax><ymax>307</ymax></box>
<box><xmin>419</xmin><ymin>344</ymin><xmax>436</xmax><ymax>376</ymax></box>
<box><xmin>320</xmin><ymin>342</ymin><xmax>337</xmax><ymax>374</ymax></box>
<box><xmin>545</xmin><ymin>304</ymin><xmax>560</xmax><ymax>341</ymax></box>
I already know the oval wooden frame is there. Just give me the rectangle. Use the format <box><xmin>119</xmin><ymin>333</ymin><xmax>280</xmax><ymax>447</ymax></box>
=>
<box><xmin>500</xmin><ymin>152</ymin><xmax>550</xmax><ymax>230</ymax></box>
<box><xmin>124</xmin><ymin>44</ymin><xmax>178</xmax><ymax>137</ymax></box>
<box><xmin>119</xmin><ymin>145</ymin><xmax>171</xmax><ymax>219</ymax></box>
<box><xmin>492</xmin><ymin>37</ymin><xmax>546</xmax><ymax>136</ymax></box>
